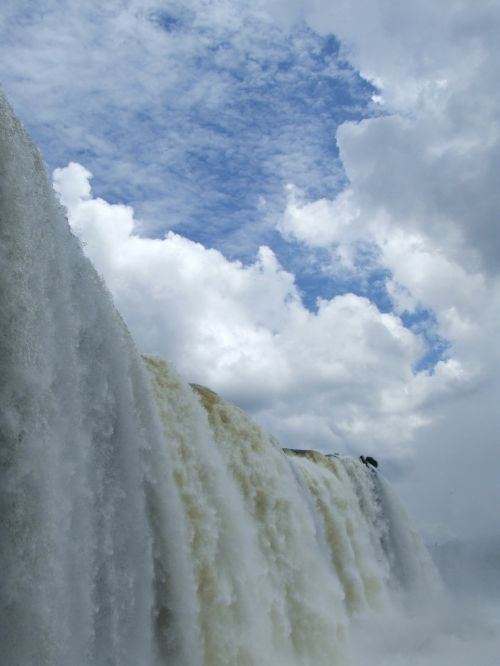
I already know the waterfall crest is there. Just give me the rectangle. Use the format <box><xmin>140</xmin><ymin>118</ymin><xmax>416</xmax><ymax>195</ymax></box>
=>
<box><xmin>0</xmin><ymin>93</ymin><xmax>440</xmax><ymax>666</ymax></box>
<box><xmin>146</xmin><ymin>357</ymin><xmax>442</xmax><ymax>665</ymax></box>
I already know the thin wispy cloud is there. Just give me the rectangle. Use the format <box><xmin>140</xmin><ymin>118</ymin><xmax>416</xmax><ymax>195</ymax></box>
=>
<box><xmin>0</xmin><ymin>1</ymin><xmax>375</xmax><ymax>259</ymax></box>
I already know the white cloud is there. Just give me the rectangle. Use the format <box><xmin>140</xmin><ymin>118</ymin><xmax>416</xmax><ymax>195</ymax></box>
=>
<box><xmin>297</xmin><ymin>0</ymin><xmax>498</xmax><ymax>111</ymax></box>
<box><xmin>296</xmin><ymin>0</ymin><xmax>500</xmax><ymax>274</ymax></box>
<box><xmin>274</xmin><ymin>0</ymin><xmax>500</xmax><ymax>380</ymax></box>
<box><xmin>54</xmin><ymin>163</ymin><xmax>469</xmax><ymax>466</ymax></box>
<box><xmin>278</xmin><ymin>184</ymin><xmax>360</xmax><ymax>254</ymax></box>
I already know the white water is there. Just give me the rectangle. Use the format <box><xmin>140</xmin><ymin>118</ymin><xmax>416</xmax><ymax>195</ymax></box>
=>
<box><xmin>2</xmin><ymin>93</ymin><xmax>492</xmax><ymax>666</ymax></box>
<box><xmin>0</xmin><ymin>94</ymin><xmax>199</xmax><ymax>666</ymax></box>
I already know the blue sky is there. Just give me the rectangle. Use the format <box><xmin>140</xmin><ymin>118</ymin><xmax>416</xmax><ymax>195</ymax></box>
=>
<box><xmin>1</xmin><ymin>5</ymin><xmax>386</xmax><ymax>310</ymax></box>
<box><xmin>2</xmin><ymin>0</ymin><xmax>500</xmax><ymax>541</ymax></box>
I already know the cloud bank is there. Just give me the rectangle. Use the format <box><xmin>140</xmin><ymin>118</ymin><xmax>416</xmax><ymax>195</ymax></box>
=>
<box><xmin>54</xmin><ymin>163</ymin><xmax>467</xmax><ymax>457</ymax></box>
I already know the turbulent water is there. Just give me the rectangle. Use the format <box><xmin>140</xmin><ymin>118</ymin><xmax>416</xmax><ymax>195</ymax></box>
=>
<box><xmin>146</xmin><ymin>359</ymin><xmax>441</xmax><ymax>666</ymax></box>
<box><xmin>2</xmin><ymin>92</ymin><xmax>489</xmax><ymax>666</ymax></box>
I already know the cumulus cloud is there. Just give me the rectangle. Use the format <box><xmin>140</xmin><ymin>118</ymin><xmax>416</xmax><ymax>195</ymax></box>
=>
<box><xmin>53</xmin><ymin>162</ymin><xmax>468</xmax><ymax>466</ymax></box>
<box><xmin>292</xmin><ymin>0</ymin><xmax>500</xmax><ymax>275</ymax></box>
<box><xmin>271</xmin><ymin>0</ymin><xmax>500</xmax><ymax>356</ymax></box>
<box><xmin>278</xmin><ymin>184</ymin><xmax>360</xmax><ymax>253</ymax></box>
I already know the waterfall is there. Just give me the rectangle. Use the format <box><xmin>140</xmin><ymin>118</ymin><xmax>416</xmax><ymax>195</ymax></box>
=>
<box><xmin>0</xmin><ymin>93</ymin><xmax>441</xmax><ymax>665</ymax></box>
<box><xmin>0</xmin><ymin>93</ymin><xmax>199</xmax><ymax>666</ymax></box>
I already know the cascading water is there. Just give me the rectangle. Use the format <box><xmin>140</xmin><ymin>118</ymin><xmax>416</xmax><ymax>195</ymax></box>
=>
<box><xmin>0</xmin><ymin>93</ymin><xmax>199</xmax><ymax>666</ymax></box>
<box><xmin>0</xmin><ymin>93</ymin><xmax>442</xmax><ymax>666</ymax></box>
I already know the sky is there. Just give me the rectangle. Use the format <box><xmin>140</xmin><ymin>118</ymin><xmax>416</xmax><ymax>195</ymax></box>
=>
<box><xmin>1</xmin><ymin>0</ymin><xmax>499</xmax><ymax>543</ymax></box>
